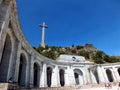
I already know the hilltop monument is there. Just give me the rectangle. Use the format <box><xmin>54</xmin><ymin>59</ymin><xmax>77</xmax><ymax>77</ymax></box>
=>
<box><xmin>0</xmin><ymin>1</ymin><xmax>120</xmax><ymax>90</ymax></box>
<box><xmin>39</xmin><ymin>22</ymin><xmax>48</xmax><ymax>48</ymax></box>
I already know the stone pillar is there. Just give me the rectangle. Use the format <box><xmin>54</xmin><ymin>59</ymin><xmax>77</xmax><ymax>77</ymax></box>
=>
<box><xmin>29</xmin><ymin>54</ymin><xmax>34</xmax><ymax>87</ymax></box>
<box><xmin>51</xmin><ymin>65</ymin><xmax>60</xmax><ymax>87</ymax></box>
<box><xmin>64</xmin><ymin>68</ymin><xmax>69</xmax><ymax>86</ymax></box>
<box><xmin>51</xmin><ymin>66</ymin><xmax>58</xmax><ymax>87</ymax></box>
<box><xmin>97</xmin><ymin>66</ymin><xmax>105</xmax><ymax>84</ymax></box>
<box><xmin>85</xmin><ymin>67</ymin><xmax>91</xmax><ymax>84</ymax></box>
<box><xmin>110</xmin><ymin>68</ymin><xmax>117</xmax><ymax>82</ymax></box>
<box><xmin>101</xmin><ymin>67</ymin><xmax>109</xmax><ymax>82</ymax></box>
<box><xmin>13</xmin><ymin>42</ymin><xmax>21</xmax><ymax>83</ymax></box>
<box><xmin>89</xmin><ymin>70</ymin><xmax>97</xmax><ymax>84</ymax></box>
<box><xmin>25</xmin><ymin>54</ymin><xmax>29</xmax><ymax>87</ymax></box>
<box><xmin>113</xmin><ymin>67</ymin><xmax>120</xmax><ymax>82</ymax></box>
<box><xmin>40</xmin><ymin>63</ymin><xmax>47</xmax><ymax>87</ymax></box>
<box><xmin>56</xmin><ymin>66</ymin><xmax>60</xmax><ymax>86</ymax></box>
<box><xmin>68</xmin><ymin>67</ymin><xmax>75</xmax><ymax>85</ymax></box>
<box><xmin>80</xmin><ymin>75</ymin><xmax>84</xmax><ymax>85</ymax></box>
<box><xmin>82</xmin><ymin>71</ymin><xmax>86</xmax><ymax>85</ymax></box>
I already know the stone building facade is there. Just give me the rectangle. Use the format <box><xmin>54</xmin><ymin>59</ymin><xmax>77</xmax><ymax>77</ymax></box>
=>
<box><xmin>0</xmin><ymin>0</ymin><xmax>120</xmax><ymax>88</ymax></box>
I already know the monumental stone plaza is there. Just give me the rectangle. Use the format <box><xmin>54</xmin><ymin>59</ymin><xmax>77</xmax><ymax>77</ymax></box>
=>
<box><xmin>0</xmin><ymin>0</ymin><xmax>120</xmax><ymax>90</ymax></box>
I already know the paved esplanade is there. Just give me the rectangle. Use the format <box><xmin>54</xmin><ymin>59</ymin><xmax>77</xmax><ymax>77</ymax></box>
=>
<box><xmin>77</xmin><ymin>86</ymin><xmax>118</xmax><ymax>90</ymax></box>
<box><xmin>39</xmin><ymin>22</ymin><xmax>48</xmax><ymax>48</ymax></box>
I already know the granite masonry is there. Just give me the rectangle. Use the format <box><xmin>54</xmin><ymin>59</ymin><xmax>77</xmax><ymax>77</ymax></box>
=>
<box><xmin>0</xmin><ymin>0</ymin><xmax>120</xmax><ymax>90</ymax></box>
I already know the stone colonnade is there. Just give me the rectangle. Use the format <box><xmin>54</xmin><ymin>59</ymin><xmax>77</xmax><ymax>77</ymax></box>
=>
<box><xmin>0</xmin><ymin>0</ymin><xmax>120</xmax><ymax>88</ymax></box>
<box><xmin>90</xmin><ymin>65</ymin><xmax>120</xmax><ymax>84</ymax></box>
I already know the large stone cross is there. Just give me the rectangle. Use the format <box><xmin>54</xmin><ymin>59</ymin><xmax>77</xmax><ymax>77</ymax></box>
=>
<box><xmin>39</xmin><ymin>22</ymin><xmax>48</xmax><ymax>48</ymax></box>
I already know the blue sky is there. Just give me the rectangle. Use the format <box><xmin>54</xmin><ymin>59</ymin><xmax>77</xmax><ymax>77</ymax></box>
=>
<box><xmin>16</xmin><ymin>0</ymin><xmax>120</xmax><ymax>56</ymax></box>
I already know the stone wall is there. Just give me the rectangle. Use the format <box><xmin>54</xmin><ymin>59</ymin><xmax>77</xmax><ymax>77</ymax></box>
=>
<box><xmin>0</xmin><ymin>0</ymin><xmax>120</xmax><ymax>90</ymax></box>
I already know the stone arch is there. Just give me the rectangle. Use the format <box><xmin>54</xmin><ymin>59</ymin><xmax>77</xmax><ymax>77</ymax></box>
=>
<box><xmin>118</xmin><ymin>68</ymin><xmax>120</xmax><ymax>76</ymax></box>
<box><xmin>0</xmin><ymin>33</ymin><xmax>12</xmax><ymax>82</ymax></box>
<box><xmin>74</xmin><ymin>69</ymin><xmax>83</xmax><ymax>85</ymax></box>
<box><xmin>18</xmin><ymin>52</ymin><xmax>27</xmax><ymax>86</ymax></box>
<box><xmin>47</xmin><ymin>67</ymin><xmax>52</xmax><ymax>87</ymax></box>
<box><xmin>59</xmin><ymin>69</ymin><xmax>65</xmax><ymax>86</ymax></box>
<box><xmin>33</xmin><ymin>62</ymin><xmax>40</xmax><ymax>87</ymax></box>
<box><xmin>106</xmin><ymin>69</ymin><xmax>113</xmax><ymax>82</ymax></box>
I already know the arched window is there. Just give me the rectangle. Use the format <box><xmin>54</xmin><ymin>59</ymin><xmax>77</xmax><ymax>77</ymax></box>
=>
<box><xmin>106</xmin><ymin>69</ymin><xmax>113</xmax><ymax>82</ymax></box>
<box><xmin>59</xmin><ymin>69</ymin><xmax>65</xmax><ymax>86</ymax></box>
<box><xmin>47</xmin><ymin>67</ymin><xmax>52</xmax><ymax>87</ymax></box>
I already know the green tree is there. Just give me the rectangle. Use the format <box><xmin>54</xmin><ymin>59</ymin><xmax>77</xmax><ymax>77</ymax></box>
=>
<box><xmin>103</xmin><ymin>55</ymin><xmax>110</xmax><ymax>62</ymax></box>
<box><xmin>36</xmin><ymin>46</ymin><xmax>45</xmax><ymax>53</ymax></box>
<box><xmin>71</xmin><ymin>49</ymin><xmax>76</xmax><ymax>53</ymax></box>
<box><xmin>92</xmin><ymin>51</ymin><xmax>105</xmax><ymax>64</ymax></box>
<box><xmin>109</xmin><ymin>56</ymin><xmax>120</xmax><ymax>63</ymax></box>
<box><xmin>78</xmin><ymin>51</ymin><xmax>90</xmax><ymax>59</ymax></box>
<box><xmin>76</xmin><ymin>45</ymin><xmax>84</xmax><ymax>49</ymax></box>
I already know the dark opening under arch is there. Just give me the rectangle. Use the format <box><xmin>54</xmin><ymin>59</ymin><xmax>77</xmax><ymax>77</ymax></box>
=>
<box><xmin>59</xmin><ymin>69</ymin><xmax>65</xmax><ymax>86</ymax></box>
<box><xmin>106</xmin><ymin>69</ymin><xmax>113</xmax><ymax>82</ymax></box>
<box><xmin>74</xmin><ymin>69</ymin><xmax>83</xmax><ymax>85</ymax></box>
<box><xmin>94</xmin><ymin>71</ymin><xmax>99</xmax><ymax>84</ymax></box>
<box><xmin>118</xmin><ymin>68</ymin><xmax>120</xmax><ymax>76</ymax></box>
<box><xmin>33</xmin><ymin>63</ymin><xmax>40</xmax><ymax>87</ymax></box>
<box><xmin>18</xmin><ymin>53</ymin><xmax>27</xmax><ymax>86</ymax></box>
<box><xmin>74</xmin><ymin>72</ymin><xmax>79</xmax><ymax>85</ymax></box>
<box><xmin>0</xmin><ymin>34</ymin><xmax>12</xmax><ymax>82</ymax></box>
<box><xmin>47</xmin><ymin>67</ymin><xmax>52</xmax><ymax>87</ymax></box>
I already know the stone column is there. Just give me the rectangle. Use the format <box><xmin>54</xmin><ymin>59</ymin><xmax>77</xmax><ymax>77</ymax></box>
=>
<box><xmin>25</xmin><ymin>54</ymin><xmax>29</xmax><ymax>87</ymax></box>
<box><xmin>51</xmin><ymin>65</ymin><xmax>60</xmax><ymax>87</ymax></box>
<box><xmin>113</xmin><ymin>67</ymin><xmax>120</xmax><ymax>82</ymax></box>
<box><xmin>89</xmin><ymin>70</ymin><xmax>97</xmax><ymax>84</ymax></box>
<box><xmin>82</xmin><ymin>70</ymin><xmax>87</xmax><ymax>85</ymax></box>
<box><xmin>81</xmin><ymin>75</ymin><xmax>84</xmax><ymax>85</ymax></box>
<box><xmin>110</xmin><ymin>68</ymin><xmax>117</xmax><ymax>82</ymax></box>
<box><xmin>67</xmin><ymin>67</ymin><xmax>75</xmax><ymax>85</ymax></box>
<box><xmin>56</xmin><ymin>66</ymin><xmax>60</xmax><ymax>86</ymax></box>
<box><xmin>29</xmin><ymin>54</ymin><xmax>34</xmax><ymax>87</ymax></box>
<box><xmin>101</xmin><ymin>67</ymin><xmax>109</xmax><ymax>82</ymax></box>
<box><xmin>40</xmin><ymin>63</ymin><xmax>47</xmax><ymax>87</ymax></box>
<box><xmin>85</xmin><ymin>67</ymin><xmax>91</xmax><ymax>84</ymax></box>
<box><xmin>13</xmin><ymin>42</ymin><xmax>21</xmax><ymax>84</ymax></box>
<box><xmin>97</xmin><ymin>66</ymin><xmax>105</xmax><ymax>84</ymax></box>
<box><xmin>64</xmin><ymin>68</ymin><xmax>69</xmax><ymax>86</ymax></box>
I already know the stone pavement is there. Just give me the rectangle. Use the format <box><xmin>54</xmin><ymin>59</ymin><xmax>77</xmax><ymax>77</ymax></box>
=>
<box><xmin>0</xmin><ymin>83</ymin><xmax>119</xmax><ymax>90</ymax></box>
<box><xmin>77</xmin><ymin>86</ymin><xmax>119</xmax><ymax>90</ymax></box>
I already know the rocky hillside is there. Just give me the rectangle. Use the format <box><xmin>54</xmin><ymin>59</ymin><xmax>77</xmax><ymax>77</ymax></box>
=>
<box><xmin>34</xmin><ymin>44</ymin><xmax>120</xmax><ymax>64</ymax></box>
